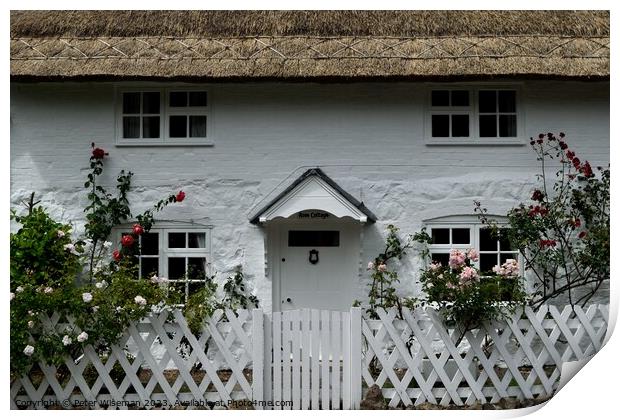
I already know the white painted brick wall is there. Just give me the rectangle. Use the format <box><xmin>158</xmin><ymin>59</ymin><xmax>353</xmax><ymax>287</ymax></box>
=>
<box><xmin>10</xmin><ymin>81</ymin><xmax>610</xmax><ymax>311</ymax></box>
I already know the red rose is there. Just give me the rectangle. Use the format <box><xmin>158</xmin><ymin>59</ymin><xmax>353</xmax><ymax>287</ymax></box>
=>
<box><xmin>112</xmin><ymin>249</ymin><xmax>122</xmax><ymax>262</ymax></box>
<box><xmin>559</xmin><ymin>141</ymin><xmax>568</xmax><ymax>150</ymax></box>
<box><xmin>132</xmin><ymin>224</ymin><xmax>144</xmax><ymax>236</ymax></box>
<box><xmin>580</xmin><ymin>161</ymin><xmax>593</xmax><ymax>178</ymax></box>
<box><xmin>579</xmin><ymin>231</ymin><xmax>587</xmax><ymax>239</ymax></box>
<box><xmin>566</xmin><ymin>150</ymin><xmax>575</xmax><ymax>160</ymax></box>
<box><xmin>92</xmin><ymin>147</ymin><xmax>106</xmax><ymax>159</ymax></box>
<box><xmin>531</xmin><ymin>190</ymin><xmax>545</xmax><ymax>202</ymax></box>
<box><xmin>121</xmin><ymin>235</ymin><xmax>135</xmax><ymax>247</ymax></box>
<box><xmin>574</xmin><ymin>219</ymin><xmax>582</xmax><ymax>228</ymax></box>
<box><xmin>572</xmin><ymin>157</ymin><xmax>581</xmax><ymax>169</ymax></box>
<box><xmin>176</xmin><ymin>191</ymin><xmax>186</xmax><ymax>202</ymax></box>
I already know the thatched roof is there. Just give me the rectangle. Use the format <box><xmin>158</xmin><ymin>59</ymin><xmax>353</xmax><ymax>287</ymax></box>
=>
<box><xmin>10</xmin><ymin>11</ymin><xmax>609</xmax><ymax>81</ymax></box>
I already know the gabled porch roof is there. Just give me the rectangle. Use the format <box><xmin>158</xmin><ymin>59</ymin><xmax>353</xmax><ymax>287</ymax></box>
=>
<box><xmin>249</xmin><ymin>168</ymin><xmax>377</xmax><ymax>224</ymax></box>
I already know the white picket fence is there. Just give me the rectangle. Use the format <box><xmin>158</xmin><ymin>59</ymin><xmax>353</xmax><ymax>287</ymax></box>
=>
<box><xmin>11</xmin><ymin>304</ymin><xmax>608</xmax><ymax>410</ymax></box>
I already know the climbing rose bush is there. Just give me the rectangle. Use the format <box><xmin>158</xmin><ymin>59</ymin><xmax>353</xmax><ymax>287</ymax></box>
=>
<box><xmin>476</xmin><ymin>132</ymin><xmax>609</xmax><ymax>307</ymax></box>
<box><xmin>10</xmin><ymin>143</ymin><xmax>185</xmax><ymax>376</ymax></box>
<box><xmin>419</xmin><ymin>247</ymin><xmax>526</xmax><ymax>343</ymax></box>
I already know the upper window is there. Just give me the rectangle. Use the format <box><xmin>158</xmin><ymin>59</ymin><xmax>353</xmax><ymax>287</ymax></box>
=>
<box><xmin>427</xmin><ymin>223</ymin><xmax>519</xmax><ymax>276</ymax></box>
<box><xmin>114</xmin><ymin>226</ymin><xmax>212</xmax><ymax>304</ymax></box>
<box><xmin>428</xmin><ymin>88</ymin><xmax>519</xmax><ymax>142</ymax></box>
<box><xmin>117</xmin><ymin>88</ymin><xmax>211</xmax><ymax>145</ymax></box>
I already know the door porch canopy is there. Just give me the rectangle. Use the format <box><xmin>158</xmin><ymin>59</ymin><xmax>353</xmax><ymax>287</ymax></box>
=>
<box><xmin>249</xmin><ymin>168</ymin><xmax>377</xmax><ymax>224</ymax></box>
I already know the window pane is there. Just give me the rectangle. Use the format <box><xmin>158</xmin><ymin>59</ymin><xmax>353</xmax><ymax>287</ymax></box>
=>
<box><xmin>431</xmin><ymin>90</ymin><xmax>450</xmax><ymax>107</ymax></box>
<box><xmin>189</xmin><ymin>91</ymin><xmax>207</xmax><ymax>107</ymax></box>
<box><xmin>431</xmin><ymin>253</ymin><xmax>450</xmax><ymax>267</ymax></box>
<box><xmin>452</xmin><ymin>228</ymin><xmax>470</xmax><ymax>244</ymax></box>
<box><xmin>479</xmin><ymin>90</ymin><xmax>497</xmax><ymax>113</ymax></box>
<box><xmin>498</xmin><ymin>91</ymin><xmax>516</xmax><ymax>112</ymax></box>
<box><xmin>499</xmin><ymin>230</ymin><xmax>514</xmax><ymax>250</ymax></box>
<box><xmin>169</xmin><ymin>115</ymin><xmax>187</xmax><ymax>137</ymax></box>
<box><xmin>288</xmin><ymin>231</ymin><xmax>340</xmax><ymax>247</ymax></box>
<box><xmin>122</xmin><ymin>92</ymin><xmax>140</xmax><ymax>114</ymax></box>
<box><xmin>451</xmin><ymin>90</ymin><xmax>469</xmax><ymax>107</ymax></box>
<box><xmin>142</xmin><ymin>92</ymin><xmax>160</xmax><ymax>114</ymax></box>
<box><xmin>189</xmin><ymin>115</ymin><xmax>207</xmax><ymax>138</ymax></box>
<box><xmin>480</xmin><ymin>228</ymin><xmax>498</xmax><ymax>251</ymax></box>
<box><xmin>141</xmin><ymin>232</ymin><xmax>159</xmax><ymax>255</ymax></box>
<box><xmin>188</xmin><ymin>232</ymin><xmax>206</xmax><ymax>248</ymax></box>
<box><xmin>122</xmin><ymin>116</ymin><xmax>140</xmax><ymax>138</ymax></box>
<box><xmin>500</xmin><ymin>253</ymin><xmax>518</xmax><ymax>264</ymax></box>
<box><xmin>451</xmin><ymin>115</ymin><xmax>469</xmax><ymax>137</ymax></box>
<box><xmin>480</xmin><ymin>254</ymin><xmax>499</xmax><ymax>274</ymax></box>
<box><xmin>168</xmin><ymin>257</ymin><xmax>186</xmax><ymax>280</ymax></box>
<box><xmin>479</xmin><ymin>115</ymin><xmax>497</xmax><ymax>137</ymax></box>
<box><xmin>188</xmin><ymin>281</ymin><xmax>205</xmax><ymax>298</ymax></box>
<box><xmin>142</xmin><ymin>116</ymin><xmax>160</xmax><ymax>138</ymax></box>
<box><xmin>140</xmin><ymin>257</ymin><xmax>159</xmax><ymax>279</ymax></box>
<box><xmin>499</xmin><ymin>115</ymin><xmax>517</xmax><ymax>137</ymax></box>
<box><xmin>170</xmin><ymin>91</ymin><xmax>188</xmax><ymax>107</ymax></box>
<box><xmin>432</xmin><ymin>115</ymin><xmax>450</xmax><ymax>137</ymax></box>
<box><xmin>168</xmin><ymin>282</ymin><xmax>186</xmax><ymax>304</ymax></box>
<box><xmin>431</xmin><ymin>228</ymin><xmax>449</xmax><ymax>244</ymax></box>
<box><xmin>168</xmin><ymin>232</ymin><xmax>186</xmax><ymax>248</ymax></box>
<box><xmin>187</xmin><ymin>258</ymin><xmax>206</xmax><ymax>279</ymax></box>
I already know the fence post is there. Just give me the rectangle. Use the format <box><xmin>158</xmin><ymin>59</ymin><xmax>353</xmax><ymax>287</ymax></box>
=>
<box><xmin>252</xmin><ymin>308</ymin><xmax>264</xmax><ymax>408</ymax></box>
<box><xmin>350</xmin><ymin>307</ymin><xmax>362</xmax><ymax>409</ymax></box>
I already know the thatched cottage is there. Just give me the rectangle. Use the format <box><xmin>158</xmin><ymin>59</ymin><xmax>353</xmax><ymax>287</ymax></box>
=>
<box><xmin>10</xmin><ymin>11</ymin><xmax>609</xmax><ymax>311</ymax></box>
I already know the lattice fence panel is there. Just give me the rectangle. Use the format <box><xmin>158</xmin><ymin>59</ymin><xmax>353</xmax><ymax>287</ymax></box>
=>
<box><xmin>11</xmin><ymin>309</ymin><xmax>258</xmax><ymax>410</ymax></box>
<box><xmin>361</xmin><ymin>304</ymin><xmax>608</xmax><ymax>408</ymax></box>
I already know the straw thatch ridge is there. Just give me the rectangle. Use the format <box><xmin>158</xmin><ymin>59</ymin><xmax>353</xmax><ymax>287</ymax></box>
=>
<box><xmin>10</xmin><ymin>11</ymin><xmax>610</xmax><ymax>81</ymax></box>
<box><xmin>10</xmin><ymin>10</ymin><xmax>609</xmax><ymax>38</ymax></box>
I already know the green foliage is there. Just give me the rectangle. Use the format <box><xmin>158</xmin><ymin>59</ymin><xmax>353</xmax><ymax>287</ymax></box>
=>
<box><xmin>10</xmin><ymin>143</ymin><xmax>183</xmax><ymax>376</ymax></box>
<box><xmin>418</xmin><ymin>253</ymin><xmax>526</xmax><ymax>345</ymax></box>
<box><xmin>222</xmin><ymin>268</ymin><xmax>260</xmax><ymax>312</ymax></box>
<box><xmin>10</xmin><ymin>206</ymin><xmax>169</xmax><ymax>375</ymax></box>
<box><xmin>475</xmin><ymin>132</ymin><xmax>610</xmax><ymax>307</ymax></box>
<box><xmin>182</xmin><ymin>267</ymin><xmax>259</xmax><ymax>335</ymax></box>
<box><xmin>362</xmin><ymin>225</ymin><xmax>430</xmax><ymax>319</ymax></box>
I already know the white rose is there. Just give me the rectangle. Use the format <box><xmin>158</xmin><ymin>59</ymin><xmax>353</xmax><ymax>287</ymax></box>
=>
<box><xmin>23</xmin><ymin>345</ymin><xmax>35</xmax><ymax>356</ymax></box>
<box><xmin>63</xmin><ymin>243</ymin><xmax>75</xmax><ymax>252</ymax></box>
<box><xmin>77</xmin><ymin>332</ymin><xmax>88</xmax><ymax>343</ymax></box>
<box><xmin>103</xmin><ymin>241</ymin><xmax>112</xmax><ymax>249</ymax></box>
<box><xmin>43</xmin><ymin>287</ymin><xmax>54</xmax><ymax>294</ymax></box>
<box><xmin>367</xmin><ymin>261</ymin><xmax>375</xmax><ymax>270</ymax></box>
<box><xmin>57</xmin><ymin>230</ymin><xmax>65</xmax><ymax>238</ymax></box>
<box><xmin>62</xmin><ymin>335</ymin><xmax>72</xmax><ymax>346</ymax></box>
<box><xmin>95</xmin><ymin>281</ymin><xmax>108</xmax><ymax>289</ymax></box>
<box><xmin>92</xmin><ymin>306</ymin><xmax>99</xmax><ymax>313</ymax></box>
<box><xmin>82</xmin><ymin>292</ymin><xmax>93</xmax><ymax>303</ymax></box>
<box><xmin>134</xmin><ymin>295</ymin><xmax>147</xmax><ymax>306</ymax></box>
<box><xmin>27</xmin><ymin>320</ymin><xmax>34</xmax><ymax>328</ymax></box>
<box><xmin>10</xmin><ymin>292</ymin><xmax>15</xmax><ymax>301</ymax></box>
<box><xmin>16</xmin><ymin>286</ymin><xmax>24</xmax><ymax>293</ymax></box>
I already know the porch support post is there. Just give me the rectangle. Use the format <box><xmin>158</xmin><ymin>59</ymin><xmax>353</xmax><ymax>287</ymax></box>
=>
<box><xmin>350</xmin><ymin>306</ymin><xmax>362</xmax><ymax>409</ymax></box>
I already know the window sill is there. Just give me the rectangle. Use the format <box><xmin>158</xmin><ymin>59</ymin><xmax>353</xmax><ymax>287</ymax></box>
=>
<box><xmin>425</xmin><ymin>139</ymin><xmax>527</xmax><ymax>147</ymax></box>
<box><xmin>116</xmin><ymin>139</ymin><xmax>214</xmax><ymax>147</ymax></box>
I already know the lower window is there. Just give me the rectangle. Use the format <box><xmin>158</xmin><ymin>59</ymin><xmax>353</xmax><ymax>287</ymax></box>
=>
<box><xmin>427</xmin><ymin>223</ymin><xmax>519</xmax><ymax>275</ymax></box>
<box><xmin>115</xmin><ymin>227</ymin><xmax>212</xmax><ymax>304</ymax></box>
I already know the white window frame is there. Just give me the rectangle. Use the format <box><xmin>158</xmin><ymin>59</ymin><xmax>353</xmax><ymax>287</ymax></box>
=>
<box><xmin>113</xmin><ymin>224</ymin><xmax>213</xmax><ymax>304</ymax></box>
<box><xmin>424</xmin><ymin>84</ymin><xmax>525</xmax><ymax>146</ymax></box>
<box><xmin>425</xmin><ymin>220</ymin><xmax>522</xmax><ymax>275</ymax></box>
<box><xmin>115</xmin><ymin>86</ymin><xmax>213</xmax><ymax>146</ymax></box>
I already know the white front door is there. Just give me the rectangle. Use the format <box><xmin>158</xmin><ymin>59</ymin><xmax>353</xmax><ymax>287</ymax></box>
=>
<box><xmin>277</xmin><ymin>213</ymin><xmax>360</xmax><ymax>311</ymax></box>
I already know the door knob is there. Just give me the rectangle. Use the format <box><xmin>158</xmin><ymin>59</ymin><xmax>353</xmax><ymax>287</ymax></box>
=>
<box><xmin>282</xmin><ymin>297</ymin><xmax>292</xmax><ymax>303</ymax></box>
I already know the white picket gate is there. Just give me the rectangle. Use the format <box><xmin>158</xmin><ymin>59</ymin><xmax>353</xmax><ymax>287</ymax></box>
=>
<box><xmin>11</xmin><ymin>304</ymin><xmax>608</xmax><ymax>410</ymax></box>
<box><xmin>266</xmin><ymin>309</ymin><xmax>361</xmax><ymax>409</ymax></box>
